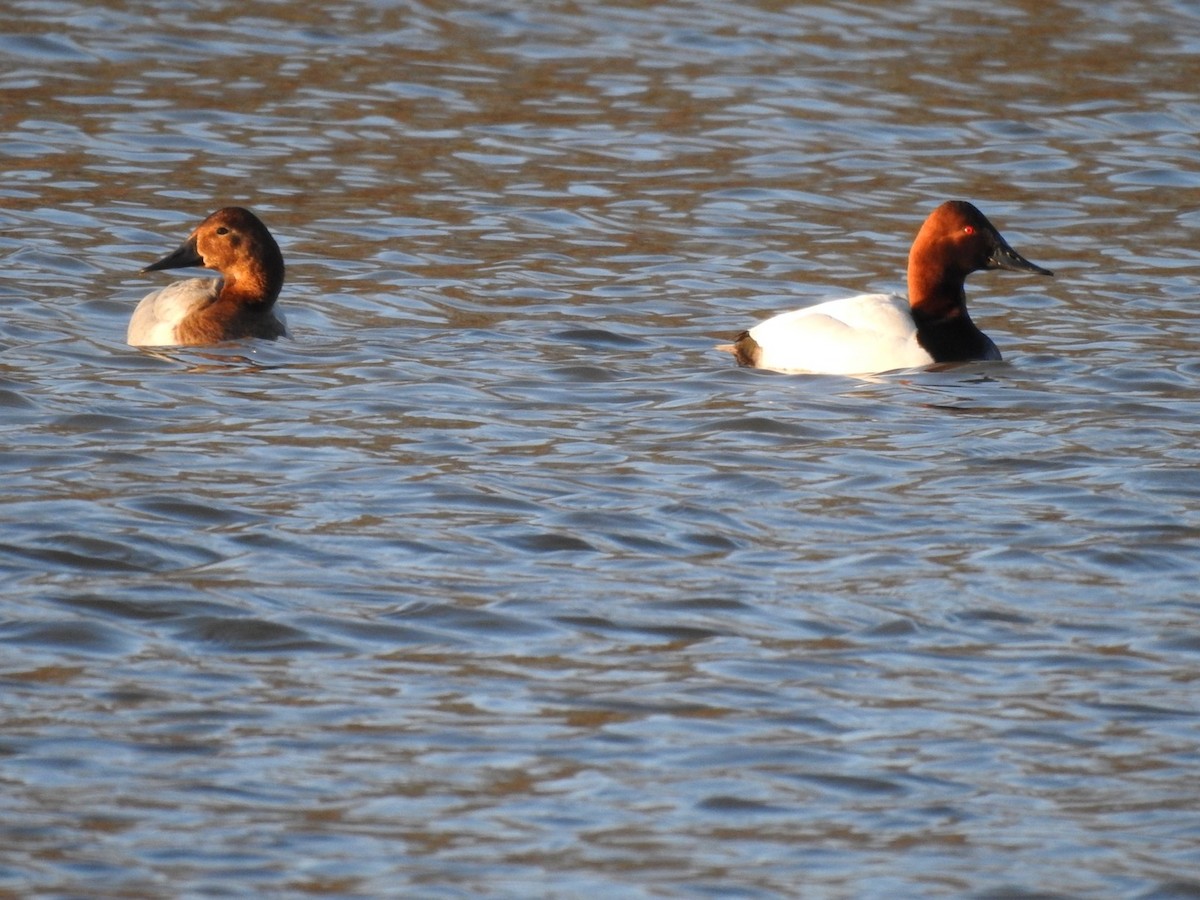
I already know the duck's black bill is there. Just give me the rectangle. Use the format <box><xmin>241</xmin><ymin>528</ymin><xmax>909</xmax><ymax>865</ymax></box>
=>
<box><xmin>989</xmin><ymin>236</ymin><xmax>1053</xmax><ymax>277</ymax></box>
<box><xmin>142</xmin><ymin>236</ymin><xmax>203</xmax><ymax>273</ymax></box>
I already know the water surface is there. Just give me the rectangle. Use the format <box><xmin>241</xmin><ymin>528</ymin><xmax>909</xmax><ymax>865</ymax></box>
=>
<box><xmin>3</xmin><ymin>0</ymin><xmax>1200</xmax><ymax>896</ymax></box>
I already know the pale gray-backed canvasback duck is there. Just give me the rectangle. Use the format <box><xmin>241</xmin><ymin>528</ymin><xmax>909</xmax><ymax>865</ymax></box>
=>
<box><xmin>719</xmin><ymin>201</ymin><xmax>1053</xmax><ymax>375</ymax></box>
<box><xmin>127</xmin><ymin>206</ymin><xmax>287</xmax><ymax>347</ymax></box>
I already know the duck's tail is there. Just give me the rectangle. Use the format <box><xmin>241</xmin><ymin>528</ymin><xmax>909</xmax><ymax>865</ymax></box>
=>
<box><xmin>716</xmin><ymin>331</ymin><xmax>761</xmax><ymax>368</ymax></box>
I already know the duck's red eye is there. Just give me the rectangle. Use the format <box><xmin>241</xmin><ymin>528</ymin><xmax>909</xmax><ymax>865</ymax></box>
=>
<box><xmin>963</xmin><ymin>225</ymin><xmax>975</xmax><ymax>235</ymax></box>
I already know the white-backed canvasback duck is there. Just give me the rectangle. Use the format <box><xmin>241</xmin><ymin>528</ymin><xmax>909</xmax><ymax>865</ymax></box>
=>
<box><xmin>128</xmin><ymin>206</ymin><xmax>287</xmax><ymax>347</ymax></box>
<box><xmin>720</xmin><ymin>201</ymin><xmax>1052</xmax><ymax>375</ymax></box>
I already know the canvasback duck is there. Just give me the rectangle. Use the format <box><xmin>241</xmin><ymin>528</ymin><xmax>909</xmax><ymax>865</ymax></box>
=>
<box><xmin>721</xmin><ymin>201</ymin><xmax>1052</xmax><ymax>375</ymax></box>
<box><xmin>128</xmin><ymin>206</ymin><xmax>287</xmax><ymax>347</ymax></box>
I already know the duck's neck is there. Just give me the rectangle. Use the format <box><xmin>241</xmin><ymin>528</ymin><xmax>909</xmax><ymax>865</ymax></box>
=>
<box><xmin>907</xmin><ymin>251</ymin><xmax>968</xmax><ymax>322</ymax></box>
<box><xmin>220</xmin><ymin>239</ymin><xmax>285</xmax><ymax>308</ymax></box>
<box><xmin>218</xmin><ymin>273</ymin><xmax>278</xmax><ymax>309</ymax></box>
<box><xmin>907</xmin><ymin>257</ymin><xmax>998</xmax><ymax>362</ymax></box>
<box><xmin>911</xmin><ymin>305</ymin><xmax>1000</xmax><ymax>362</ymax></box>
<box><xmin>220</xmin><ymin>269</ymin><xmax>282</xmax><ymax>308</ymax></box>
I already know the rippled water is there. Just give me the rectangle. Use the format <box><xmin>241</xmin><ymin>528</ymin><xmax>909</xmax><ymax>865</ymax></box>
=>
<box><xmin>3</xmin><ymin>0</ymin><xmax>1200</xmax><ymax>896</ymax></box>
